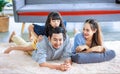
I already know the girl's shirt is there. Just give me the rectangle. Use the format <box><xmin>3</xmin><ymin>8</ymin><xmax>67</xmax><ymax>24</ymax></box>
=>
<box><xmin>33</xmin><ymin>24</ymin><xmax>45</xmax><ymax>36</ymax></box>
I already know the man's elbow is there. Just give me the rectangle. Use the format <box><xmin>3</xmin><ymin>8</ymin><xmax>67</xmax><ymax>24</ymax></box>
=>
<box><xmin>39</xmin><ymin>62</ymin><xmax>46</xmax><ymax>67</ymax></box>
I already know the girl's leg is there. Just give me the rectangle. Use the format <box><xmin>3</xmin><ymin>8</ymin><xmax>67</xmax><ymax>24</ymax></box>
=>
<box><xmin>4</xmin><ymin>45</ymin><xmax>34</xmax><ymax>54</ymax></box>
<box><xmin>28</xmin><ymin>24</ymin><xmax>35</xmax><ymax>41</ymax></box>
<box><xmin>9</xmin><ymin>32</ymin><xmax>29</xmax><ymax>46</ymax></box>
<box><xmin>9</xmin><ymin>31</ymin><xmax>16</xmax><ymax>42</ymax></box>
<box><xmin>5</xmin><ymin>32</ymin><xmax>34</xmax><ymax>54</ymax></box>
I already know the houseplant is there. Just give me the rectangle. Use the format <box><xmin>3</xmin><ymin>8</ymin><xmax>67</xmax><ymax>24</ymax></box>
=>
<box><xmin>0</xmin><ymin>0</ymin><xmax>9</xmax><ymax>32</ymax></box>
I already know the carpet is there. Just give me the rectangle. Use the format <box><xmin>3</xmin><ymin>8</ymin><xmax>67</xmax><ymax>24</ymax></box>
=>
<box><xmin>0</xmin><ymin>41</ymin><xmax>120</xmax><ymax>74</ymax></box>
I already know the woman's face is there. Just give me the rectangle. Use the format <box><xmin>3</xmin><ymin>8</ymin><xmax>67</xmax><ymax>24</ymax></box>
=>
<box><xmin>83</xmin><ymin>23</ymin><xmax>96</xmax><ymax>40</ymax></box>
<box><xmin>50</xmin><ymin>19</ymin><xmax>61</xmax><ymax>28</ymax></box>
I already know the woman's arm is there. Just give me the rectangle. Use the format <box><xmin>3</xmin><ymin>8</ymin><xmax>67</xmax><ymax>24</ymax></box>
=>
<box><xmin>76</xmin><ymin>45</ymin><xmax>89</xmax><ymax>53</ymax></box>
<box><xmin>85</xmin><ymin>46</ymin><xmax>105</xmax><ymax>53</ymax></box>
<box><xmin>73</xmin><ymin>33</ymin><xmax>86</xmax><ymax>53</ymax></box>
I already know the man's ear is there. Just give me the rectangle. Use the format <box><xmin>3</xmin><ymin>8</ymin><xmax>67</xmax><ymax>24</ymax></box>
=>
<box><xmin>48</xmin><ymin>36</ymin><xmax>50</xmax><ymax>41</ymax></box>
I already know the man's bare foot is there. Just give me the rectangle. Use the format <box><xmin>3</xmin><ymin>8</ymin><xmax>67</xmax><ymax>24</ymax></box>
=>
<box><xmin>9</xmin><ymin>31</ymin><xmax>15</xmax><ymax>43</ymax></box>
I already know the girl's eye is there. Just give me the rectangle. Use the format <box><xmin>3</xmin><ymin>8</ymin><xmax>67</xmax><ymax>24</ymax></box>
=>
<box><xmin>57</xmin><ymin>20</ymin><xmax>60</xmax><ymax>22</ymax></box>
<box><xmin>52</xmin><ymin>20</ymin><xmax>56</xmax><ymax>22</ymax></box>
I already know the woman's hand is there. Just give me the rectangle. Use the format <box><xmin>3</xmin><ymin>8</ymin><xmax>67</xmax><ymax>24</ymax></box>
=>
<box><xmin>76</xmin><ymin>45</ymin><xmax>89</xmax><ymax>53</ymax></box>
<box><xmin>76</xmin><ymin>46</ymin><xmax>82</xmax><ymax>53</ymax></box>
<box><xmin>84</xmin><ymin>46</ymin><xmax>105</xmax><ymax>53</ymax></box>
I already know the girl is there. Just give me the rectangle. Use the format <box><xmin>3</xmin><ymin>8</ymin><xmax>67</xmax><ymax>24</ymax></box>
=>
<box><xmin>73</xmin><ymin>19</ymin><xmax>105</xmax><ymax>53</ymax></box>
<box><xmin>4</xmin><ymin>11</ymin><xmax>66</xmax><ymax>54</ymax></box>
<box><xmin>28</xmin><ymin>12</ymin><xmax>66</xmax><ymax>41</ymax></box>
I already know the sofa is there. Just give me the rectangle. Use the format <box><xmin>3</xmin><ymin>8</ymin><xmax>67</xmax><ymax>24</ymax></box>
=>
<box><xmin>12</xmin><ymin>0</ymin><xmax>120</xmax><ymax>32</ymax></box>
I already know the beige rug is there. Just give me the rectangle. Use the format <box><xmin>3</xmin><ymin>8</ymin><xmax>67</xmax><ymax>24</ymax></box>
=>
<box><xmin>0</xmin><ymin>41</ymin><xmax>120</xmax><ymax>74</ymax></box>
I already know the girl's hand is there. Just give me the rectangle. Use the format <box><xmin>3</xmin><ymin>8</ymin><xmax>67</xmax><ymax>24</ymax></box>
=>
<box><xmin>59</xmin><ymin>63</ymin><xmax>71</xmax><ymax>71</ymax></box>
<box><xmin>37</xmin><ymin>35</ymin><xmax>43</xmax><ymax>42</ymax></box>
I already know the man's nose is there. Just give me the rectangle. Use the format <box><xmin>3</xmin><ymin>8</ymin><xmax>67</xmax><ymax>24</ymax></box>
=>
<box><xmin>56</xmin><ymin>40</ymin><xmax>60</xmax><ymax>44</ymax></box>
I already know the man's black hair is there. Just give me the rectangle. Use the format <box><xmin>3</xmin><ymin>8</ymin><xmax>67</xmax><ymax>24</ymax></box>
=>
<box><xmin>48</xmin><ymin>27</ymin><xmax>66</xmax><ymax>40</ymax></box>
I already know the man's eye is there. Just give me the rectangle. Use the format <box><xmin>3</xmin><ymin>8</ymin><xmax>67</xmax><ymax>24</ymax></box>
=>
<box><xmin>59</xmin><ymin>39</ymin><xmax>62</xmax><ymax>41</ymax></box>
<box><xmin>54</xmin><ymin>39</ymin><xmax>57</xmax><ymax>41</ymax></box>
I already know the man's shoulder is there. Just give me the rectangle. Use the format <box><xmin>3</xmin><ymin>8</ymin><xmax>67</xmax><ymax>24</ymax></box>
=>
<box><xmin>37</xmin><ymin>36</ymin><xmax>48</xmax><ymax>45</ymax></box>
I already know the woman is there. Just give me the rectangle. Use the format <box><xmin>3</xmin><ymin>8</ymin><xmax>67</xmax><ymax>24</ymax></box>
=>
<box><xmin>72</xmin><ymin>19</ymin><xmax>115</xmax><ymax>64</ymax></box>
<box><xmin>73</xmin><ymin>19</ymin><xmax>105</xmax><ymax>53</ymax></box>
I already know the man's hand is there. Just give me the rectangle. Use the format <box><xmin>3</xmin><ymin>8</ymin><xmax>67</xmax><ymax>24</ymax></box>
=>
<box><xmin>39</xmin><ymin>62</ymin><xmax>71</xmax><ymax>71</ymax></box>
<box><xmin>59</xmin><ymin>63</ymin><xmax>71</xmax><ymax>71</ymax></box>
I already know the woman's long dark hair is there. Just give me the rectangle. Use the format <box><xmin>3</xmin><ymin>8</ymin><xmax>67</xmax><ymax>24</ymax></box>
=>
<box><xmin>85</xmin><ymin>19</ymin><xmax>103</xmax><ymax>48</ymax></box>
<box><xmin>45</xmin><ymin>12</ymin><xmax>66</xmax><ymax>39</ymax></box>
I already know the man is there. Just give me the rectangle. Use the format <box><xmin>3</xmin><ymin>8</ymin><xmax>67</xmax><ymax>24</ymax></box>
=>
<box><xmin>32</xmin><ymin>27</ymin><xmax>72</xmax><ymax>71</ymax></box>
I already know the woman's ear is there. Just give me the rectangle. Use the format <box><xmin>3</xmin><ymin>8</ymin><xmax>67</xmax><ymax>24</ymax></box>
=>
<box><xmin>93</xmin><ymin>29</ymin><xmax>97</xmax><ymax>33</ymax></box>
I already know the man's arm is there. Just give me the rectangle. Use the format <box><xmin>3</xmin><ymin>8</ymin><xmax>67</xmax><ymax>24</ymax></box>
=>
<box><xmin>62</xmin><ymin>35</ymin><xmax>72</xmax><ymax>67</ymax></box>
<box><xmin>64</xmin><ymin>59</ymin><xmax>72</xmax><ymax>70</ymax></box>
<box><xmin>39</xmin><ymin>62</ymin><xmax>70</xmax><ymax>71</ymax></box>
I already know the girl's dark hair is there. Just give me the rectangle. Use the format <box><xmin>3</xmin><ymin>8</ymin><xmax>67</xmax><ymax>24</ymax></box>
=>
<box><xmin>85</xmin><ymin>19</ymin><xmax>103</xmax><ymax>47</ymax></box>
<box><xmin>48</xmin><ymin>27</ymin><xmax>66</xmax><ymax>40</ymax></box>
<box><xmin>45</xmin><ymin>12</ymin><xmax>66</xmax><ymax>38</ymax></box>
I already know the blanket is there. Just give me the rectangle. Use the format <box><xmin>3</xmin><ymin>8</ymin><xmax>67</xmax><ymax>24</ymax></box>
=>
<box><xmin>0</xmin><ymin>41</ymin><xmax>120</xmax><ymax>74</ymax></box>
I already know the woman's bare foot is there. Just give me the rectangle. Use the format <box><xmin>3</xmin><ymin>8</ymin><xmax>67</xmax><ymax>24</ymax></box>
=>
<box><xmin>4</xmin><ymin>47</ymin><xmax>12</xmax><ymax>54</ymax></box>
<box><xmin>74</xmin><ymin>28</ymin><xmax>79</xmax><ymax>35</ymax></box>
<box><xmin>9</xmin><ymin>31</ymin><xmax>16</xmax><ymax>43</ymax></box>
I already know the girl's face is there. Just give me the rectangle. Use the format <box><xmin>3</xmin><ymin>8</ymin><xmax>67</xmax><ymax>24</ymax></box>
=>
<box><xmin>83</xmin><ymin>23</ymin><xmax>96</xmax><ymax>40</ymax></box>
<box><xmin>50</xmin><ymin>19</ymin><xmax>61</xmax><ymax>28</ymax></box>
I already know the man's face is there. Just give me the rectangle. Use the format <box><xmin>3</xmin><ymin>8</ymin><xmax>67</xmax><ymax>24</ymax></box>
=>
<box><xmin>49</xmin><ymin>33</ymin><xmax>63</xmax><ymax>49</ymax></box>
